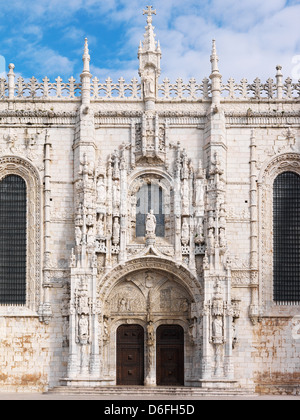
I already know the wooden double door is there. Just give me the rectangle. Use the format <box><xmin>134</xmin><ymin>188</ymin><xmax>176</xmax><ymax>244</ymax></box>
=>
<box><xmin>116</xmin><ymin>324</ymin><xmax>184</xmax><ymax>386</ymax></box>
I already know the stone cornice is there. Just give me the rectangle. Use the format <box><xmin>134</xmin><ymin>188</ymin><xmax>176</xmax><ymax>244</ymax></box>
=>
<box><xmin>226</xmin><ymin>111</ymin><xmax>300</xmax><ymax>126</ymax></box>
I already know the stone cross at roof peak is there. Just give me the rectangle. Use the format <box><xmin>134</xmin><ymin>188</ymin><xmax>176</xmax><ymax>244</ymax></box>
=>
<box><xmin>141</xmin><ymin>5</ymin><xmax>159</xmax><ymax>54</ymax></box>
<box><xmin>143</xmin><ymin>5</ymin><xmax>156</xmax><ymax>23</ymax></box>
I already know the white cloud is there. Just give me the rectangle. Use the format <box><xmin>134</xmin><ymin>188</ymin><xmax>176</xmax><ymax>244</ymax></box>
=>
<box><xmin>209</xmin><ymin>0</ymin><xmax>287</xmax><ymax>30</ymax></box>
<box><xmin>0</xmin><ymin>0</ymin><xmax>299</xmax><ymax>83</ymax></box>
<box><xmin>18</xmin><ymin>43</ymin><xmax>76</xmax><ymax>78</ymax></box>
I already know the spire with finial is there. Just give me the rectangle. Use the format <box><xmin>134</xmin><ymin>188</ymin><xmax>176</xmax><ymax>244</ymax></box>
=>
<box><xmin>82</xmin><ymin>38</ymin><xmax>90</xmax><ymax>74</ymax></box>
<box><xmin>210</xmin><ymin>39</ymin><xmax>219</xmax><ymax>74</ymax></box>
<box><xmin>209</xmin><ymin>39</ymin><xmax>222</xmax><ymax>107</ymax></box>
<box><xmin>138</xmin><ymin>6</ymin><xmax>161</xmax><ymax>107</ymax></box>
<box><xmin>81</xmin><ymin>38</ymin><xmax>92</xmax><ymax>107</ymax></box>
<box><xmin>140</xmin><ymin>5</ymin><xmax>159</xmax><ymax>53</ymax></box>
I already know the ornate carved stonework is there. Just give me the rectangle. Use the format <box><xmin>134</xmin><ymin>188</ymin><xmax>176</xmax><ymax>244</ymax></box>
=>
<box><xmin>1</xmin><ymin>6</ymin><xmax>299</xmax><ymax>395</ymax></box>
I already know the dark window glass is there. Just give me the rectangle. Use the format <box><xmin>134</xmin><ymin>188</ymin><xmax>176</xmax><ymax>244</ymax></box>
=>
<box><xmin>0</xmin><ymin>175</ymin><xmax>27</xmax><ymax>305</ymax></box>
<box><xmin>136</xmin><ymin>183</ymin><xmax>165</xmax><ymax>238</ymax></box>
<box><xmin>273</xmin><ymin>172</ymin><xmax>300</xmax><ymax>303</ymax></box>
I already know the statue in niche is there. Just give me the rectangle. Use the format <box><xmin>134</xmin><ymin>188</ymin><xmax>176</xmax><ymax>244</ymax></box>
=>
<box><xmin>112</xmin><ymin>217</ymin><xmax>120</xmax><ymax>245</ymax></box>
<box><xmin>97</xmin><ymin>177</ymin><xmax>106</xmax><ymax>205</ymax></box>
<box><xmin>146</xmin><ymin>210</ymin><xmax>156</xmax><ymax>236</ymax></box>
<box><xmin>86</xmin><ymin>207</ymin><xmax>94</xmax><ymax>227</ymax></box>
<box><xmin>75</xmin><ymin>203</ymin><xmax>84</xmax><ymax>226</ymax></box>
<box><xmin>75</xmin><ymin>226</ymin><xmax>82</xmax><ymax>247</ymax></box>
<box><xmin>181</xmin><ymin>149</ymin><xmax>189</xmax><ymax>180</ymax></box>
<box><xmin>181</xmin><ymin>218</ymin><xmax>190</xmax><ymax>246</ymax></box>
<box><xmin>97</xmin><ymin>214</ymin><xmax>105</xmax><ymax>237</ymax></box>
<box><xmin>181</xmin><ymin>180</ymin><xmax>190</xmax><ymax>215</ymax></box>
<box><xmin>69</xmin><ymin>249</ymin><xmax>76</xmax><ymax>268</ymax></box>
<box><xmin>207</xmin><ymin>229</ymin><xmax>215</xmax><ymax>255</ymax></box>
<box><xmin>77</xmin><ymin>290</ymin><xmax>90</xmax><ymax>315</ymax></box>
<box><xmin>147</xmin><ymin>320</ymin><xmax>155</xmax><ymax>346</ymax></box>
<box><xmin>87</xmin><ymin>227</ymin><xmax>95</xmax><ymax>247</ymax></box>
<box><xmin>203</xmin><ymin>252</ymin><xmax>209</xmax><ymax>270</ymax></box>
<box><xmin>143</xmin><ymin>68</ymin><xmax>155</xmax><ymax>98</ymax></box>
<box><xmin>212</xmin><ymin>316</ymin><xmax>223</xmax><ymax>344</ymax></box>
<box><xmin>113</xmin><ymin>152</ymin><xmax>120</xmax><ymax>180</ymax></box>
<box><xmin>78</xmin><ymin>315</ymin><xmax>89</xmax><ymax>345</ymax></box>
<box><xmin>195</xmin><ymin>220</ymin><xmax>204</xmax><ymax>244</ymax></box>
<box><xmin>102</xmin><ymin>317</ymin><xmax>109</xmax><ymax>342</ymax></box>
<box><xmin>219</xmin><ymin>227</ymin><xmax>227</xmax><ymax>249</ymax></box>
<box><xmin>112</xmin><ymin>180</ymin><xmax>121</xmax><ymax>209</ymax></box>
<box><xmin>189</xmin><ymin>318</ymin><xmax>197</xmax><ymax>344</ymax></box>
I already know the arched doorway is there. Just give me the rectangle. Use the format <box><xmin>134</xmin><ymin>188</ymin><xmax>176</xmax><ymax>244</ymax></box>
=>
<box><xmin>156</xmin><ymin>325</ymin><xmax>184</xmax><ymax>386</ymax></box>
<box><xmin>116</xmin><ymin>324</ymin><xmax>144</xmax><ymax>386</ymax></box>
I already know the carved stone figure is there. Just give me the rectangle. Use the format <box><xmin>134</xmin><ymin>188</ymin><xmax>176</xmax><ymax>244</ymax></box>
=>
<box><xmin>86</xmin><ymin>207</ymin><xmax>94</xmax><ymax>227</ymax></box>
<box><xmin>112</xmin><ymin>217</ymin><xmax>120</xmax><ymax>245</ymax></box>
<box><xmin>69</xmin><ymin>249</ymin><xmax>76</xmax><ymax>268</ymax></box>
<box><xmin>77</xmin><ymin>290</ymin><xmax>90</xmax><ymax>315</ymax></box>
<box><xmin>181</xmin><ymin>180</ymin><xmax>190</xmax><ymax>215</ymax></box>
<box><xmin>102</xmin><ymin>318</ymin><xmax>109</xmax><ymax>342</ymax></box>
<box><xmin>212</xmin><ymin>316</ymin><xmax>223</xmax><ymax>344</ymax></box>
<box><xmin>146</xmin><ymin>210</ymin><xmax>156</xmax><ymax>236</ymax></box>
<box><xmin>97</xmin><ymin>177</ymin><xmax>106</xmax><ymax>205</ymax></box>
<box><xmin>78</xmin><ymin>315</ymin><xmax>89</xmax><ymax>345</ymax></box>
<box><xmin>189</xmin><ymin>318</ymin><xmax>197</xmax><ymax>344</ymax></box>
<box><xmin>75</xmin><ymin>203</ymin><xmax>84</xmax><ymax>227</ymax></box>
<box><xmin>112</xmin><ymin>180</ymin><xmax>120</xmax><ymax>210</ymax></box>
<box><xmin>143</xmin><ymin>68</ymin><xmax>155</xmax><ymax>98</ymax></box>
<box><xmin>219</xmin><ymin>227</ymin><xmax>227</xmax><ymax>250</ymax></box>
<box><xmin>195</xmin><ymin>220</ymin><xmax>204</xmax><ymax>244</ymax></box>
<box><xmin>75</xmin><ymin>226</ymin><xmax>82</xmax><ymax>247</ymax></box>
<box><xmin>118</xmin><ymin>297</ymin><xmax>128</xmax><ymax>312</ymax></box>
<box><xmin>147</xmin><ymin>320</ymin><xmax>155</xmax><ymax>346</ymax></box>
<box><xmin>97</xmin><ymin>214</ymin><xmax>105</xmax><ymax>237</ymax></box>
<box><xmin>207</xmin><ymin>229</ymin><xmax>215</xmax><ymax>255</ymax></box>
<box><xmin>113</xmin><ymin>152</ymin><xmax>120</xmax><ymax>180</ymax></box>
<box><xmin>181</xmin><ymin>218</ymin><xmax>190</xmax><ymax>246</ymax></box>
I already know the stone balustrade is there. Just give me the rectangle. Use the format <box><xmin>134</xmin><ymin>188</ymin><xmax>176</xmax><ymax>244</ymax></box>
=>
<box><xmin>0</xmin><ymin>67</ymin><xmax>299</xmax><ymax>101</ymax></box>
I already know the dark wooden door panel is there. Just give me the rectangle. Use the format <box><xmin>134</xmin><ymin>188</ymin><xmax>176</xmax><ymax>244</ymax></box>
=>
<box><xmin>117</xmin><ymin>325</ymin><xmax>144</xmax><ymax>386</ymax></box>
<box><xmin>156</xmin><ymin>325</ymin><xmax>184</xmax><ymax>386</ymax></box>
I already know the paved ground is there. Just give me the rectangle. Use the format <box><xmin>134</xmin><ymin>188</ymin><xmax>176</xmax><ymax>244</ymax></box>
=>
<box><xmin>0</xmin><ymin>393</ymin><xmax>299</xmax><ymax>400</ymax></box>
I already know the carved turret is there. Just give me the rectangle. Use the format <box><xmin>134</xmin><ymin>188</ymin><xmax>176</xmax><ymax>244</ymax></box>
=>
<box><xmin>138</xmin><ymin>6</ymin><xmax>161</xmax><ymax>109</ymax></box>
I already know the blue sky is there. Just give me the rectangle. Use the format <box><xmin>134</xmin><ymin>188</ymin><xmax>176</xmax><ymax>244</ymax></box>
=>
<box><xmin>0</xmin><ymin>0</ymin><xmax>299</xmax><ymax>83</ymax></box>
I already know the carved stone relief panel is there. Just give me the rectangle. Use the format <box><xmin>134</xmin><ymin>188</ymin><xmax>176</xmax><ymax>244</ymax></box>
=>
<box><xmin>104</xmin><ymin>269</ymin><xmax>193</xmax><ymax>319</ymax></box>
<box><xmin>108</xmin><ymin>281</ymin><xmax>147</xmax><ymax>315</ymax></box>
<box><xmin>151</xmin><ymin>279</ymin><xmax>191</xmax><ymax>314</ymax></box>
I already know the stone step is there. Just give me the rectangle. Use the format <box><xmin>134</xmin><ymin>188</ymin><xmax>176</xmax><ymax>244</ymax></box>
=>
<box><xmin>47</xmin><ymin>386</ymin><xmax>252</xmax><ymax>397</ymax></box>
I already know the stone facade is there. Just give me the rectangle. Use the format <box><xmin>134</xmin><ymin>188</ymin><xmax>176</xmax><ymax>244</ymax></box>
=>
<box><xmin>0</xmin><ymin>7</ymin><xmax>299</xmax><ymax>394</ymax></box>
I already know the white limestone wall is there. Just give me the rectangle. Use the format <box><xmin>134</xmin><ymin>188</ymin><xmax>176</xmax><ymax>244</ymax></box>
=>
<box><xmin>0</xmin><ymin>119</ymin><xmax>74</xmax><ymax>392</ymax></box>
<box><xmin>0</xmin><ymin>97</ymin><xmax>299</xmax><ymax>392</ymax></box>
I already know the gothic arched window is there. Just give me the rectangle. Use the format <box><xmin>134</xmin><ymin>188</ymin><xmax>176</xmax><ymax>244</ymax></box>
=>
<box><xmin>273</xmin><ymin>171</ymin><xmax>300</xmax><ymax>303</ymax></box>
<box><xmin>0</xmin><ymin>175</ymin><xmax>27</xmax><ymax>305</ymax></box>
<box><xmin>136</xmin><ymin>183</ymin><xmax>165</xmax><ymax>238</ymax></box>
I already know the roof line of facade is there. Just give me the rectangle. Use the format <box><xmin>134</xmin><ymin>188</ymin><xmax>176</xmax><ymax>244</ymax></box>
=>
<box><xmin>1</xmin><ymin>8</ymin><xmax>299</xmax><ymax>102</ymax></box>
